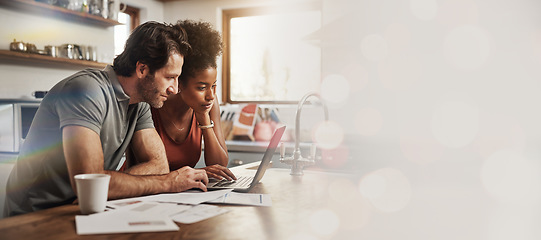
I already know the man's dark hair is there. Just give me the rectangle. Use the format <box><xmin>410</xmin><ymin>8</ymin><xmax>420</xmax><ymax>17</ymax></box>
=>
<box><xmin>113</xmin><ymin>21</ymin><xmax>191</xmax><ymax>77</ymax></box>
<box><xmin>175</xmin><ymin>19</ymin><xmax>223</xmax><ymax>84</ymax></box>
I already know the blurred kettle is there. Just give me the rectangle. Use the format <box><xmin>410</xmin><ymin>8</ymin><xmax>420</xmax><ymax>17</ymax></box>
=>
<box><xmin>10</xmin><ymin>39</ymin><xmax>26</xmax><ymax>52</ymax></box>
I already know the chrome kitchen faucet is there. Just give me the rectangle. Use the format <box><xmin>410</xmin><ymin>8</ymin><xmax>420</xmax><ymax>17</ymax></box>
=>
<box><xmin>280</xmin><ymin>92</ymin><xmax>329</xmax><ymax>175</ymax></box>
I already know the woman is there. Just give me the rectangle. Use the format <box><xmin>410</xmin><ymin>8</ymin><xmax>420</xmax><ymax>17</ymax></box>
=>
<box><xmin>126</xmin><ymin>20</ymin><xmax>235</xmax><ymax>181</ymax></box>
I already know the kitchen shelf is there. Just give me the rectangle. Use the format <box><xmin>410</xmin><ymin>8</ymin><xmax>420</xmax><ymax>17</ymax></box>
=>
<box><xmin>0</xmin><ymin>0</ymin><xmax>121</xmax><ymax>27</ymax></box>
<box><xmin>0</xmin><ymin>50</ymin><xmax>108</xmax><ymax>69</ymax></box>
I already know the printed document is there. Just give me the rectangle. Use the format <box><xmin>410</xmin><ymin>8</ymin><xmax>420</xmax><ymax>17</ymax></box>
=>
<box><xmin>76</xmin><ymin>202</ymin><xmax>186</xmax><ymax>235</ymax></box>
<box><xmin>107</xmin><ymin>189</ymin><xmax>233</xmax><ymax>208</ymax></box>
<box><xmin>206</xmin><ymin>192</ymin><xmax>272</xmax><ymax>207</ymax></box>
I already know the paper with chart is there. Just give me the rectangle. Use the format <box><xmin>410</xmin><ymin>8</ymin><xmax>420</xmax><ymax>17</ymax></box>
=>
<box><xmin>107</xmin><ymin>189</ymin><xmax>233</xmax><ymax>208</ymax></box>
<box><xmin>206</xmin><ymin>192</ymin><xmax>272</xmax><ymax>207</ymax></box>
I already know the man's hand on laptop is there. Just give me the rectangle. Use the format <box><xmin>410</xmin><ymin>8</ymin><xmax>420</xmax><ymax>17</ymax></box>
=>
<box><xmin>169</xmin><ymin>166</ymin><xmax>209</xmax><ymax>192</ymax></box>
<box><xmin>203</xmin><ymin>164</ymin><xmax>237</xmax><ymax>181</ymax></box>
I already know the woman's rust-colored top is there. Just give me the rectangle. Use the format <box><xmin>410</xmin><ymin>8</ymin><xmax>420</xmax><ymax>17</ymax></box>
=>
<box><xmin>121</xmin><ymin>108</ymin><xmax>203</xmax><ymax>172</ymax></box>
<box><xmin>151</xmin><ymin>108</ymin><xmax>202</xmax><ymax>171</ymax></box>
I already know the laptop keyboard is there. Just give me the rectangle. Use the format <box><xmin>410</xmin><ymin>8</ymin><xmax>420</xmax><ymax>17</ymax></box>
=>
<box><xmin>213</xmin><ymin>176</ymin><xmax>253</xmax><ymax>188</ymax></box>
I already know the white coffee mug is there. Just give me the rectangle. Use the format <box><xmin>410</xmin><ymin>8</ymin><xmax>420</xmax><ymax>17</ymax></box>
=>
<box><xmin>74</xmin><ymin>174</ymin><xmax>111</xmax><ymax>215</ymax></box>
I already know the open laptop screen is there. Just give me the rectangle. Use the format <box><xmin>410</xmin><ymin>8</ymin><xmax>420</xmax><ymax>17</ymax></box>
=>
<box><xmin>251</xmin><ymin>126</ymin><xmax>286</xmax><ymax>184</ymax></box>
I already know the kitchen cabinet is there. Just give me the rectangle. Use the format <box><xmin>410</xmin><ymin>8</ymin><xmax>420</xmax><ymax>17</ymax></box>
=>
<box><xmin>0</xmin><ymin>0</ymin><xmax>121</xmax><ymax>27</ymax></box>
<box><xmin>0</xmin><ymin>0</ymin><xmax>118</xmax><ymax>69</ymax></box>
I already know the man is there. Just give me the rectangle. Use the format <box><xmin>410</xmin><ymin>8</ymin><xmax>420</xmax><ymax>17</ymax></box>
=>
<box><xmin>4</xmin><ymin>21</ymin><xmax>208</xmax><ymax>217</ymax></box>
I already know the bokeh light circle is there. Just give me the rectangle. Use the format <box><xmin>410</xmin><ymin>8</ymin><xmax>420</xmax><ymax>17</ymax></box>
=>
<box><xmin>472</xmin><ymin>114</ymin><xmax>525</xmax><ymax>159</ymax></box>
<box><xmin>377</xmin><ymin>52</ymin><xmax>422</xmax><ymax>91</ymax></box>
<box><xmin>313</xmin><ymin>121</ymin><xmax>344</xmax><ymax>149</ymax></box>
<box><xmin>309</xmin><ymin>209</ymin><xmax>340</xmax><ymax>236</ymax></box>
<box><xmin>443</xmin><ymin>25</ymin><xmax>490</xmax><ymax>70</ymax></box>
<box><xmin>321</xmin><ymin>74</ymin><xmax>350</xmax><ymax>104</ymax></box>
<box><xmin>340</xmin><ymin>61</ymin><xmax>369</xmax><ymax>94</ymax></box>
<box><xmin>481</xmin><ymin>149</ymin><xmax>541</xmax><ymax>204</ymax></box>
<box><xmin>400</xmin><ymin>135</ymin><xmax>444</xmax><ymax>165</ymax></box>
<box><xmin>358</xmin><ymin>168</ymin><xmax>412</xmax><ymax>212</ymax></box>
<box><xmin>431</xmin><ymin>100</ymin><xmax>479</xmax><ymax>148</ymax></box>
<box><xmin>385</xmin><ymin>22</ymin><xmax>411</xmax><ymax>53</ymax></box>
<box><xmin>359</xmin><ymin>173</ymin><xmax>387</xmax><ymax>199</ymax></box>
<box><xmin>328</xmin><ymin>178</ymin><xmax>358</xmax><ymax>205</ymax></box>
<box><xmin>354</xmin><ymin>108</ymin><xmax>383</xmax><ymax>136</ymax></box>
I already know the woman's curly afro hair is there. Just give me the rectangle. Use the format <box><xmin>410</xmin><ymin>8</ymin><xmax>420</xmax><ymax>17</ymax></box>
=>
<box><xmin>175</xmin><ymin>19</ymin><xmax>223</xmax><ymax>84</ymax></box>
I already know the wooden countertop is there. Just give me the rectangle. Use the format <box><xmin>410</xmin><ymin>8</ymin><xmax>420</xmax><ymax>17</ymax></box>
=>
<box><xmin>0</xmin><ymin>163</ymin><xmax>363</xmax><ymax>239</ymax></box>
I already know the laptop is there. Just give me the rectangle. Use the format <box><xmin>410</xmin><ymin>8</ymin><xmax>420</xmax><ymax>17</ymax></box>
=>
<box><xmin>207</xmin><ymin>126</ymin><xmax>286</xmax><ymax>193</ymax></box>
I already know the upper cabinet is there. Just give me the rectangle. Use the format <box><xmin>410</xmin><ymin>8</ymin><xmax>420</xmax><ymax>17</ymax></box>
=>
<box><xmin>0</xmin><ymin>0</ymin><xmax>122</xmax><ymax>27</ymax></box>
<box><xmin>0</xmin><ymin>0</ymin><xmax>118</xmax><ymax>69</ymax></box>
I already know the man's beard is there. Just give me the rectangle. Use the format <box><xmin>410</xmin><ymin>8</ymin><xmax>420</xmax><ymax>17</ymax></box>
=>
<box><xmin>137</xmin><ymin>73</ymin><xmax>164</xmax><ymax>108</ymax></box>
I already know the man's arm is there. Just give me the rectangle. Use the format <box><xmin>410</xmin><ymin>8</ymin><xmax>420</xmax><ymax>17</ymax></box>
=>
<box><xmin>62</xmin><ymin>125</ymin><xmax>208</xmax><ymax>200</ymax></box>
<box><xmin>124</xmin><ymin>128</ymin><xmax>169</xmax><ymax>175</ymax></box>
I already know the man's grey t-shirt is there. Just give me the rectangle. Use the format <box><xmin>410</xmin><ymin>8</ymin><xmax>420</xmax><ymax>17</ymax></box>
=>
<box><xmin>4</xmin><ymin>65</ymin><xmax>154</xmax><ymax>216</ymax></box>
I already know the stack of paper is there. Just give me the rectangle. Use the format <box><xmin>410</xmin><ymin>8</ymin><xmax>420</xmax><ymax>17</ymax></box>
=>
<box><xmin>107</xmin><ymin>189</ymin><xmax>233</xmax><ymax>207</ymax></box>
<box><xmin>76</xmin><ymin>202</ymin><xmax>186</xmax><ymax>235</ymax></box>
<box><xmin>75</xmin><ymin>189</ymin><xmax>272</xmax><ymax>235</ymax></box>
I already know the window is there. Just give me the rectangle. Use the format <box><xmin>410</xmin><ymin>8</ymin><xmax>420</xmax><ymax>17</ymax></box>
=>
<box><xmin>222</xmin><ymin>4</ymin><xmax>322</xmax><ymax>103</ymax></box>
<box><xmin>114</xmin><ymin>4</ymin><xmax>140</xmax><ymax>56</ymax></box>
